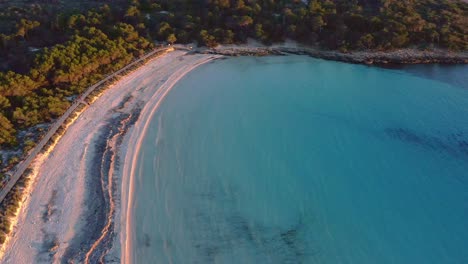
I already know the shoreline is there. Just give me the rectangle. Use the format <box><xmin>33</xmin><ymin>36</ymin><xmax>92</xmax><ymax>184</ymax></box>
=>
<box><xmin>0</xmin><ymin>43</ymin><xmax>466</xmax><ymax>263</ymax></box>
<box><xmin>0</xmin><ymin>47</ymin><xmax>173</xmax><ymax>261</ymax></box>
<box><xmin>0</xmin><ymin>49</ymin><xmax>220</xmax><ymax>263</ymax></box>
<box><xmin>197</xmin><ymin>43</ymin><xmax>468</xmax><ymax>65</ymax></box>
<box><xmin>121</xmin><ymin>55</ymin><xmax>222</xmax><ymax>263</ymax></box>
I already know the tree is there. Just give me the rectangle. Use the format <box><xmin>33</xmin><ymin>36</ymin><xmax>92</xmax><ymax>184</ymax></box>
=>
<box><xmin>113</xmin><ymin>23</ymin><xmax>139</xmax><ymax>42</ymax></box>
<box><xmin>68</xmin><ymin>14</ymin><xmax>86</xmax><ymax>30</ymax></box>
<box><xmin>125</xmin><ymin>6</ymin><xmax>140</xmax><ymax>18</ymax></box>
<box><xmin>255</xmin><ymin>24</ymin><xmax>265</xmax><ymax>40</ymax></box>
<box><xmin>46</xmin><ymin>97</ymin><xmax>70</xmax><ymax>117</ymax></box>
<box><xmin>224</xmin><ymin>30</ymin><xmax>235</xmax><ymax>43</ymax></box>
<box><xmin>358</xmin><ymin>34</ymin><xmax>374</xmax><ymax>49</ymax></box>
<box><xmin>167</xmin><ymin>33</ymin><xmax>177</xmax><ymax>44</ymax></box>
<box><xmin>0</xmin><ymin>95</ymin><xmax>10</xmax><ymax>110</ymax></box>
<box><xmin>238</xmin><ymin>16</ymin><xmax>253</xmax><ymax>27</ymax></box>
<box><xmin>16</xmin><ymin>19</ymin><xmax>40</xmax><ymax>39</ymax></box>
<box><xmin>311</xmin><ymin>15</ymin><xmax>325</xmax><ymax>33</ymax></box>
<box><xmin>0</xmin><ymin>71</ymin><xmax>37</xmax><ymax>97</ymax></box>
<box><xmin>235</xmin><ymin>0</ymin><xmax>246</xmax><ymax>10</ymax></box>
<box><xmin>199</xmin><ymin>30</ymin><xmax>217</xmax><ymax>47</ymax></box>
<box><xmin>0</xmin><ymin>113</ymin><xmax>16</xmax><ymax>146</ymax></box>
<box><xmin>158</xmin><ymin>22</ymin><xmax>172</xmax><ymax>40</ymax></box>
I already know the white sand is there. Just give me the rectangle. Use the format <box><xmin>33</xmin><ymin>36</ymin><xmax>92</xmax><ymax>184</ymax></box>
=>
<box><xmin>1</xmin><ymin>50</ymin><xmax>220</xmax><ymax>263</ymax></box>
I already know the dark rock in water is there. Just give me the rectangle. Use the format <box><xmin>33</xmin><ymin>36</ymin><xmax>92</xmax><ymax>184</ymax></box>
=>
<box><xmin>144</xmin><ymin>234</ymin><xmax>151</xmax><ymax>247</ymax></box>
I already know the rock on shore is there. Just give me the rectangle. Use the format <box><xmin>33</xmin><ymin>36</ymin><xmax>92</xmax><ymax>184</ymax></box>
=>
<box><xmin>198</xmin><ymin>46</ymin><xmax>468</xmax><ymax>65</ymax></box>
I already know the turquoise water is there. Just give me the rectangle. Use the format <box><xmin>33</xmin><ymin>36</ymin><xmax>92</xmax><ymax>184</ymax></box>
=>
<box><xmin>129</xmin><ymin>56</ymin><xmax>468</xmax><ymax>263</ymax></box>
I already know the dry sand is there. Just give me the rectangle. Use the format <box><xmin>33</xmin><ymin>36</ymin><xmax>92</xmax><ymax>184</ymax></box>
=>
<box><xmin>0</xmin><ymin>49</ymin><xmax>220</xmax><ymax>263</ymax></box>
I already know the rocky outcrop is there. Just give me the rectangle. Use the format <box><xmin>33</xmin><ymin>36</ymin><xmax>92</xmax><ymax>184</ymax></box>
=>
<box><xmin>197</xmin><ymin>46</ymin><xmax>468</xmax><ymax>65</ymax></box>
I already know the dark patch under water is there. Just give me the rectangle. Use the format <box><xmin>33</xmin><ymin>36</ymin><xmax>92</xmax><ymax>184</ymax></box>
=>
<box><xmin>131</xmin><ymin>56</ymin><xmax>468</xmax><ymax>263</ymax></box>
<box><xmin>385</xmin><ymin>128</ymin><xmax>468</xmax><ymax>160</ymax></box>
<box><xmin>185</xmin><ymin>181</ymin><xmax>311</xmax><ymax>263</ymax></box>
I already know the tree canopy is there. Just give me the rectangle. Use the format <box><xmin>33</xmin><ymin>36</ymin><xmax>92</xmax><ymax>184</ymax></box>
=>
<box><xmin>0</xmin><ymin>3</ymin><xmax>152</xmax><ymax>149</ymax></box>
<box><xmin>0</xmin><ymin>0</ymin><xmax>466</xmax><ymax>150</ymax></box>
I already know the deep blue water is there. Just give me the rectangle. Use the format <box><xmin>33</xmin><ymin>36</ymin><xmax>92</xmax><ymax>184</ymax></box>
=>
<box><xmin>129</xmin><ymin>56</ymin><xmax>468</xmax><ymax>263</ymax></box>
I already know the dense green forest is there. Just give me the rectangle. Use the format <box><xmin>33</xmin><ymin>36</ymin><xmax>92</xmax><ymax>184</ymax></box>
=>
<box><xmin>0</xmin><ymin>0</ymin><xmax>467</xmax><ymax>166</ymax></box>
<box><xmin>0</xmin><ymin>2</ymin><xmax>152</xmax><ymax>163</ymax></box>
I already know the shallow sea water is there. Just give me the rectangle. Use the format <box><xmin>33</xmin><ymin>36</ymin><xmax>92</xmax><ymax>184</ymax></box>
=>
<box><xmin>129</xmin><ymin>56</ymin><xmax>468</xmax><ymax>263</ymax></box>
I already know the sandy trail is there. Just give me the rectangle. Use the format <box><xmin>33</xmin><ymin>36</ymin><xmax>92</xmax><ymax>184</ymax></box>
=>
<box><xmin>1</xmin><ymin>50</ymin><xmax>219</xmax><ymax>263</ymax></box>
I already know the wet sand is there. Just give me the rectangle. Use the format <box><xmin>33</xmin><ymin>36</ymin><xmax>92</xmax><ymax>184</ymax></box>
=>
<box><xmin>0</xmin><ymin>50</ymin><xmax>220</xmax><ymax>263</ymax></box>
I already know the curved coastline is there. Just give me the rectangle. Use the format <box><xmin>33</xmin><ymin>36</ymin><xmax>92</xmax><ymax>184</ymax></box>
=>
<box><xmin>0</xmin><ymin>49</ymin><xmax>221</xmax><ymax>263</ymax></box>
<box><xmin>118</xmin><ymin>55</ymin><xmax>468</xmax><ymax>263</ymax></box>
<box><xmin>0</xmin><ymin>44</ymin><xmax>466</xmax><ymax>263</ymax></box>
<box><xmin>121</xmin><ymin>55</ymin><xmax>221</xmax><ymax>264</ymax></box>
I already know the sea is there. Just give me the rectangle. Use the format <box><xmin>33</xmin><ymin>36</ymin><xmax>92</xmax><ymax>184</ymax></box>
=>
<box><xmin>127</xmin><ymin>55</ymin><xmax>468</xmax><ymax>263</ymax></box>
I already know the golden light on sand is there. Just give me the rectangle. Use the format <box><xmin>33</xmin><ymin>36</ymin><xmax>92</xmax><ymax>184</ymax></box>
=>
<box><xmin>0</xmin><ymin>106</ymin><xmax>85</xmax><ymax>259</ymax></box>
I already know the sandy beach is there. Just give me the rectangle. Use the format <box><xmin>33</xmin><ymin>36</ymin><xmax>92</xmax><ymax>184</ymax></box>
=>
<box><xmin>0</xmin><ymin>49</ymin><xmax>220</xmax><ymax>263</ymax></box>
<box><xmin>2</xmin><ymin>40</ymin><xmax>465</xmax><ymax>264</ymax></box>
